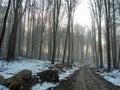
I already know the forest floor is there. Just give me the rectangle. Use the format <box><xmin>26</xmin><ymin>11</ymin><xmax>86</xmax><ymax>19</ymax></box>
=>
<box><xmin>48</xmin><ymin>65</ymin><xmax>120</xmax><ymax>90</ymax></box>
<box><xmin>0</xmin><ymin>58</ymin><xmax>81</xmax><ymax>90</ymax></box>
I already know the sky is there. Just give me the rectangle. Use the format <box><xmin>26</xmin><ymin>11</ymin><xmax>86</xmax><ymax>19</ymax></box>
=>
<box><xmin>74</xmin><ymin>0</ymin><xmax>91</xmax><ymax>27</ymax></box>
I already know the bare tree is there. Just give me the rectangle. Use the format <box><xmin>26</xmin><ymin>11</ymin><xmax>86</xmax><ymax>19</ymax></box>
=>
<box><xmin>104</xmin><ymin>0</ymin><xmax>111</xmax><ymax>71</ymax></box>
<box><xmin>7</xmin><ymin>0</ymin><xmax>28</xmax><ymax>60</ymax></box>
<box><xmin>51</xmin><ymin>0</ymin><xmax>61</xmax><ymax>64</ymax></box>
<box><xmin>112</xmin><ymin>0</ymin><xmax>117</xmax><ymax>68</ymax></box>
<box><xmin>62</xmin><ymin>0</ymin><xmax>77</xmax><ymax>64</ymax></box>
<box><xmin>89</xmin><ymin>0</ymin><xmax>99</xmax><ymax>69</ymax></box>
<box><xmin>0</xmin><ymin>0</ymin><xmax>11</xmax><ymax>55</ymax></box>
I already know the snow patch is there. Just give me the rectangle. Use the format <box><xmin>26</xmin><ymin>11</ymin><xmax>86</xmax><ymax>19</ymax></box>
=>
<box><xmin>59</xmin><ymin>67</ymin><xmax>78</xmax><ymax>80</ymax></box>
<box><xmin>32</xmin><ymin>82</ymin><xmax>58</xmax><ymax>90</ymax></box>
<box><xmin>97</xmin><ymin>69</ymin><xmax>120</xmax><ymax>86</ymax></box>
<box><xmin>0</xmin><ymin>59</ymin><xmax>54</xmax><ymax>78</ymax></box>
<box><xmin>0</xmin><ymin>85</ymin><xmax>9</xmax><ymax>90</ymax></box>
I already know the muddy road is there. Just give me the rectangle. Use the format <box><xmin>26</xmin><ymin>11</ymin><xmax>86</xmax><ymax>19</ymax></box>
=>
<box><xmin>48</xmin><ymin>65</ymin><xmax>120</xmax><ymax>90</ymax></box>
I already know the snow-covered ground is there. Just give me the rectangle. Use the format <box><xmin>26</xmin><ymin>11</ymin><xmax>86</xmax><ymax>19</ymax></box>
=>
<box><xmin>97</xmin><ymin>69</ymin><xmax>120</xmax><ymax>86</ymax></box>
<box><xmin>32</xmin><ymin>82</ymin><xmax>58</xmax><ymax>90</ymax></box>
<box><xmin>0</xmin><ymin>85</ymin><xmax>9</xmax><ymax>90</ymax></box>
<box><xmin>90</xmin><ymin>64</ymin><xmax>120</xmax><ymax>86</ymax></box>
<box><xmin>0</xmin><ymin>58</ymin><xmax>81</xmax><ymax>90</ymax></box>
<box><xmin>0</xmin><ymin>59</ymin><xmax>54</xmax><ymax>78</ymax></box>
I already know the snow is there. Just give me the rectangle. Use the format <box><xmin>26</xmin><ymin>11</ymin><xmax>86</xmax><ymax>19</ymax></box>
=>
<box><xmin>32</xmin><ymin>82</ymin><xmax>58</xmax><ymax>90</ymax></box>
<box><xmin>90</xmin><ymin>63</ymin><xmax>120</xmax><ymax>86</ymax></box>
<box><xmin>0</xmin><ymin>59</ymin><xmax>55</xmax><ymax>78</ymax></box>
<box><xmin>0</xmin><ymin>58</ymin><xmax>82</xmax><ymax>90</ymax></box>
<box><xmin>97</xmin><ymin>69</ymin><xmax>120</xmax><ymax>86</ymax></box>
<box><xmin>59</xmin><ymin>66</ymin><xmax>78</xmax><ymax>80</ymax></box>
<box><xmin>0</xmin><ymin>85</ymin><xmax>9</xmax><ymax>90</ymax></box>
<box><xmin>59</xmin><ymin>63</ymin><xmax>87</xmax><ymax>80</ymax></box>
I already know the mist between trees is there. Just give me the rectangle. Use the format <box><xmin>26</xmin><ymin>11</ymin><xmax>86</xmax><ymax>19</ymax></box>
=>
<box><xmin>0</xmin><ymin>0</ymin><xmax>91</xmax><ymax>64</ymax></box>
<box><xmin>0</xmin><ymin>0</ymin><xmax>120</xmax><ymax>71</ymax></box>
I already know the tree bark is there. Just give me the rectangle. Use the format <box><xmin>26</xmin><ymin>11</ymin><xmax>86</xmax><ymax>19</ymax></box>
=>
<box><xmin>112</xmin><ymin>0</ymin><xmax>117</xmax><ymax>68</ymax></box>
<box><xmin>0</xmin><ymin>0</ymin><xmax>11</xmax><ymax>55</ymax></box>
<box><xmin>104</xmin><ymin>0</ymin><xmax>111</xmax><ymax>71</ymax></box>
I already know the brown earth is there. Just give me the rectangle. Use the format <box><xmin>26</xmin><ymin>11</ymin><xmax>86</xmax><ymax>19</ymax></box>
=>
<box><xmin>48</xmin><ymin>65</ymin><xmax>120</xmax><ymax>90</ymax></box>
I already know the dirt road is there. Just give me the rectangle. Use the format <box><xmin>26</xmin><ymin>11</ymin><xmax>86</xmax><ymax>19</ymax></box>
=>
<box><xmin>48</xmin><ymin>65</ymin><xmax>120</xmax><ymax>90</ymax></box>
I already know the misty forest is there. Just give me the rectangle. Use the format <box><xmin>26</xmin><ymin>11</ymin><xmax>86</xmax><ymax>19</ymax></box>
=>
<box><xmin>0</xmin><ymin>0</ymin><xmax>120</xmax><ymax>90</ymax></box>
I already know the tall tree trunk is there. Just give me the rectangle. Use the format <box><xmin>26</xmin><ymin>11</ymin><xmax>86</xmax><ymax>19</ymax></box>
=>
<box><xmin>7</xmin><ymin>11</ymin><xmax>19</xmax><ymax>60</ymax></box>
<box><xmin>39</xmin><ymin>27</ymin><xmax>44</xmax><ymax>59</ymax></box>
<box><xmin>104</xmin><ymin>0</ymin><xmax>111</xmax><ymax>71</ymax></box>
<box><xmin>51</xmin><ymin>0</ymin><xmax>56</xmax><ymax>64</ymax></box>
<box><xmin>39</xmin><ymin>0</ymin><xmax>45</xmax><ymax>59</ymax></box>
<box><xmin>112</xmin><ymin>0</ymin><xmax>117</xmax><ymax>68</ymax></box>
<box><xmin>71</xmin><ymin>16</ymin><xmax>74</xmax><ymax>63</ymax></box>
<box><xmin>51</xmin><ymin>0</ymin><xmax>61</xmax><ymax>64</ymax></box>
<box><xmin>67</xmin><ymin>20</ymin><xmax>71</xmax><ymax>63</ymax></box>
<box><xmin>0</xmin><ymin>0</ymin><xmax>11</xmax><ymax>55</ymax></box>
<box><xmin>62</xmin><ymin>11</ymin><xmax>71</xmax><ymax>64</ymax></box>
<box><xmin>26</xmin><ymin>0</ymin><xmax>31</xmax><ymax>57</ymax></box>
<box><xmin>98</xmin><ymin>0</ymin><xmax>103</xmax><ymax>68</ymax></box>
<box><xmin>7</xmin><ymin>0</ymin><xmax>27</xmax><ymax>60</ymax></box>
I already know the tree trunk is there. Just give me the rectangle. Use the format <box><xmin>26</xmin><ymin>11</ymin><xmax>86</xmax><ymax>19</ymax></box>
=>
<box><xmin>7</xmin><ymin>12</ymin><xmax>19</xmax><ymax>60</ymax></box>
<box><xmin>62</xmin><ymin>11</ymin><xmax>71</xmax><ymax>64</ymax></box>
<box><xmin>98</xmin><ymin>3</ymin><xmax>103</xmax><ymax>68</ymax></box>
<box><xmin>51</xmin><ymin>0</ymin><xmax>61</xmax><ymax>64</ymax></box>
<box><xmin>104</xmin><ymin>0</ymin><xmax>111</xmax><ymax>71</ymax></box>
<box><xmin>112</xmin><ymin>0</ymin><xmax>117</xmax><ymax>68</ymax></box>
<box><xmin>0</xmin><ymin>0</ymin><xmax>11</xmax><ymax>55</ymax></box>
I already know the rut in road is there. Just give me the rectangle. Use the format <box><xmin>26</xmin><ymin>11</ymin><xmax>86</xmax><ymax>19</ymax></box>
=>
<box><xmin>48</xmin><ymin>65</ymin><xmax>120</xmax><ymax>90</ymax></box>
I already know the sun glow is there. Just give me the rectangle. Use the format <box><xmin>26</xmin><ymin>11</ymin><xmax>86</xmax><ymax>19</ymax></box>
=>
<box><xmin>74</xmin><ymin>0</ymin><xmax>91</xmax><ymax>27</ymax></box>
